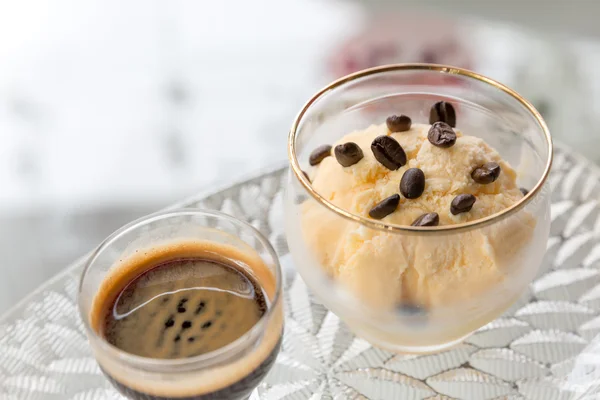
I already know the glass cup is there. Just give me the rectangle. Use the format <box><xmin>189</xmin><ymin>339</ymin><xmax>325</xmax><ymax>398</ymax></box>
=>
<box><xmin>78</xmin><ymin>209</ymin><xmax>283</xmax><ymax>400</ymax></box>
<box><xmin>285</xmin><ymin>64</ymin><xmax>552</xmax><ymax>353</ymax></box>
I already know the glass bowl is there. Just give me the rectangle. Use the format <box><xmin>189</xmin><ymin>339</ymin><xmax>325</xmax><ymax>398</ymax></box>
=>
<box><xmin>285</xmin><ymin>64</ymin><xmax>552</xmax><ymax>354</ymax></box>
<box><xmin>78</xmin><ymin>209</ymin><xmax>283</xmax><ymax>400</ymax></box>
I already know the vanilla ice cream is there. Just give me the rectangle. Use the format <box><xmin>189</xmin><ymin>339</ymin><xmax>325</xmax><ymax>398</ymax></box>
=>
<box><xmin>302</xmin><ymin>120</ymin><xmax>534</xmax><ymax>309</ymax></box>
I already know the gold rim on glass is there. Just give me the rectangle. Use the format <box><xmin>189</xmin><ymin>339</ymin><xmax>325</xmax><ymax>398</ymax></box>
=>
<box><xmin>288</xmin><ymin>63</ymin><xmax>553</xmax><ymax>233</ymax></box>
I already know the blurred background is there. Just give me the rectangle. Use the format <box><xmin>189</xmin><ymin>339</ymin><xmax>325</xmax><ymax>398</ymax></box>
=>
<box><xmin>1</xmin><ymin>0</ymin><xmax>600</xmax><ymax>311</ymax></box>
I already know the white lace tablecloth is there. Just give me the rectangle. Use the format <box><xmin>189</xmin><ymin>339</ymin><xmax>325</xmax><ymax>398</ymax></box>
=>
<box><xmin>1</xmin><ymin>144</ymin><xmax>600</xmax><ymax>400</ymax></box>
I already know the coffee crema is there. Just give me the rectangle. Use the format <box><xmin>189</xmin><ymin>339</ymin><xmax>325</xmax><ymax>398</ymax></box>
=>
<box><xmin>89</xmin><ymin>241</ymin><xmax>283</xmax><ymax>399</ymax></box>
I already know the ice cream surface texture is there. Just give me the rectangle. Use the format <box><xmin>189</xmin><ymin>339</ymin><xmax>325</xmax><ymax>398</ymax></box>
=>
<box><xmin>301</xmin><ymin>121</ymin><xmax>534</xmax><ymax>309</ymax></box>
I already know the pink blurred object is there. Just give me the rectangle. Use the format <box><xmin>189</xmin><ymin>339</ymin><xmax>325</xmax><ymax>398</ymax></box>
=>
<box><xmin>328</xmin><ymin>13</ymin><xmax>474</xmax><ymax>79</ymax></box>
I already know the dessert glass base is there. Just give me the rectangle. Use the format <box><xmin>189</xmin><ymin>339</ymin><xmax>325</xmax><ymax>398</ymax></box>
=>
<box><xmin>376</xmin><ymin>333</ymin><xmax>471</xmax><ymax>355</ymax></box>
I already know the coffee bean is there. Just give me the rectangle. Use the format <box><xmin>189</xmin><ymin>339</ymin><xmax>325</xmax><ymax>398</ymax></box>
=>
<box><xmin>201</xmin><ymin>321</ymin><xmax>213</xmax><ymax>329</ymax></box>
<box><xmin>386</xmin><ymin>115</ymin><xmax>412</xmax><ymax>132</ymax></box>
<box><xmin>174</xmin><ymin>335</ymin><xmax>181</xmax><ymax>342</ymax></box>
<box><xmin>368</xmin><ymin>194</ymin><xmax>400</xmax><ymax>219</ymax></box>
<box><xmin>411</xmin><ymin>212</ymin><xmax>439</xmax><ymax>227</ymax></box>
<box><xmin>451</xmin><ymin>194</ymin><xmax>476</xmax><ymax>215</ymax></box>
<box><xmin>471</xmin><ymin>162</ymin><xmax>501</xmax><ymax>184</ymax></box>
<box><xmin>371</xmin><ymin>136</ymin><xmax>407</xmax><ymax>170</ymax></box>
<box><xmin>181</xmin><ymin>321</ymin><xmax>192</xmax><ymax>329</ymax></box>
<box><xmin>520</xmin><ymin>187</ymin><xmax>529</xmax><ymax>196</ymax></box>
<box><xmin>309</xmin><ymin>145</ymin><xmax>332</xmax><ymax>166</ymax></box>
<box><xmin>302</xmin><ymin>170</ymin><xmax>310</xmax><ymax>182</ymax></box>
<box><xmin>429</xmin><ymin>101</ymin><xmax>456</xmax><ymax>127</ymax></box>
<box><xmin>164</xmin><ymin>317</ymin><xmax>175</xmax><ymax>328</ymax></box>
<box><xmin>188</xmin><ymin>337</ymin><xmax>195</xmax><ymax>343</ymax></box>
<box><xmin>334</xmin><ymin>142</ymin><xmax>364</xmax><ymax>167</ymax></box>
<box><xmin>177</xmin><ymin>307</ymin><xmax>186</xmax><ymax>313</ymax></box>
<box><xmin>428</xmin><ymin>122</ymin><xmax>457</xmax><ymax>148</ymax></box>
<box><xmin>400</xmin><ymin>168</ymin><xmax>426</xmax><ymax>199</ymax></box>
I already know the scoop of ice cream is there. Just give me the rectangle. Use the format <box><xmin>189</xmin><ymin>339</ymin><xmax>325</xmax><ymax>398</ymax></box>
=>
<box><xmin>302</xmin><ymin>123</ymin><xmax>534</xmax><ymax>308</ymax></box>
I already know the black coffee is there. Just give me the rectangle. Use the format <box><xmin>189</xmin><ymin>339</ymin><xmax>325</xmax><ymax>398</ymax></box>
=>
<box><xmin>101</xmin><ymin>258</ymin><xmax>267</xmax><ymax>359</ymax></box>
<box><xmin>90</xmin><ymin>241</ymin><xmax>283</xmax><ymax>400</ymax></box>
